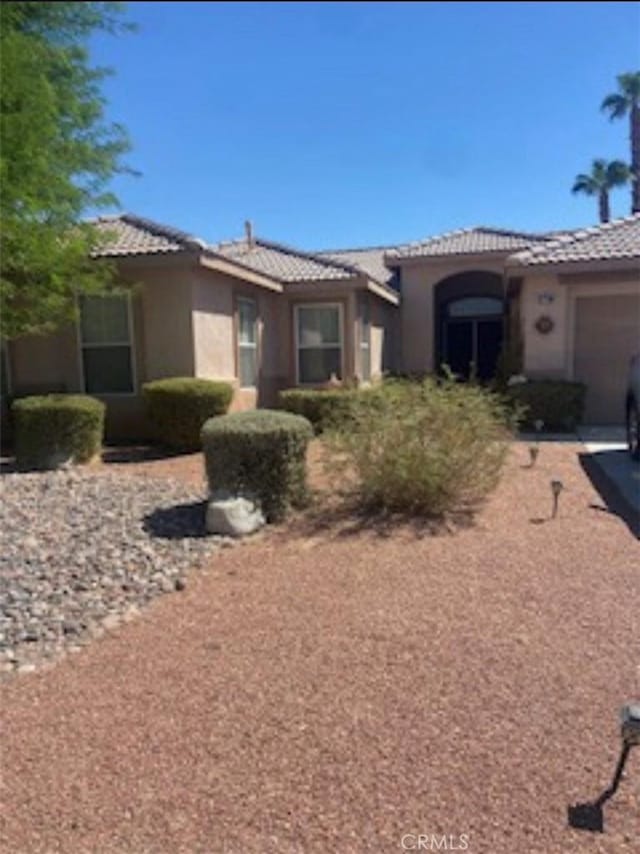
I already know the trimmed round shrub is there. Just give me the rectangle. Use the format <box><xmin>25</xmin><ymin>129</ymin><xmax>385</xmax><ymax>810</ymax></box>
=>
<box><xmin>201</xmin><ymin>409</ymin><xmax>313</xmax><ymax>522</ymax></box>
<box><xmin>326</xmin><ymin>377</ymin><xmax>515</xmax><ymax>518</ymax></box>
<box><xmin>12</xmin><ymin>394</ymin><xmax>105</xmax><ymax>471</ymax></box>
<box><xmin>278</xmin><ymin>387</ymin><xmax>366</xmax><ymax>434</ymax></box>
<box><xmin>143</xmin><ymin>377</ymin><xmax>233</xmax><ymax>450</ymax></box>
<box><xmin>506</xmin><ymin>380</ymin><xmax>586</xmax><ymax>432</ymax></box>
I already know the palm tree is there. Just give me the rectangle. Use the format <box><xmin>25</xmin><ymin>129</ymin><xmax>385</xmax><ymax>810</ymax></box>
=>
<box><xmin>572</xmin><ymin>159</ymin><xmax>631</xmax><ymax>223</ymax></box>
<box><xmin>601</xmin><ymin>71</ymin><xmax>640</xmax><ymax>213</ymax></box>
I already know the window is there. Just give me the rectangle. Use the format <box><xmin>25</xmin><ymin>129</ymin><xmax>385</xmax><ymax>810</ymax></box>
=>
<box><xmin>295</xmin><ymin>303</ymin><xmax>342</xmax><ymax>385</ymax></box>
<box><xmin>447</xmin><ymin>296</ymin><xmax>503</xmax><ymax>318</ymax></box>
<box><xmin>79</xmin><ymin>294</ymin><xmax>134</xmax><ymax>394</ymax></box>
<box><xmin>237</xmin><ymin>297</ymin><xmax>258</xmax><ymax>388</ymax></box>
<box><xmin>358</xmin><ymin>293</ymin><xmax>371</xmax><ymax>382</ymax></box>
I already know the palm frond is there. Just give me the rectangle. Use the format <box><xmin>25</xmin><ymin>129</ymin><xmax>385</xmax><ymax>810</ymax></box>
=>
<box><xmin>617</xmin><ymin>71</ymin><xmax>640</xmax><ymax>99</ymax></box>
<box><xmin>601</xmin><ymin>93</ymin><xmax>628</xmax><ymax>118</ymax></box>
<box><xmin>606</xmin><ymin>160</ymin><xmax>631</xmax><ymax>187</ymax></box>
<box><xmin>572</xmin><ymin>175</ymin><xmax>597</xmax><ymax>195</ymax></box>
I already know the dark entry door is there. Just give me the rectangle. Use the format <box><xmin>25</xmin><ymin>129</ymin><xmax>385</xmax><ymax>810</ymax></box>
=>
<box><xmin>476</xmin><ymin>319</ymin><xmax>503</xmax><ymax>380</ymax></box>
<box><xmin>444</xmin><ymin>320</ymin><xmax>474</xmax><ymax>379</ymax></box>
<box><xmin>441</xmin><ymin>296</ymin><xmax>504</xmax><ymax>381</ymax></box>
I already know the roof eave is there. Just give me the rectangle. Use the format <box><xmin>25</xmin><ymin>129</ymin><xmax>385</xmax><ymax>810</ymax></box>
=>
<box><xmin>384</xmin><ymin>249</ymin><xmax>520</xmax><ymax>266</ymax></box>
<box><xmin>199</xmin><ymin>252</ymin><xmax>284</xmax><ymax>292</ymax></box>
<box><xmin>505</xmin><ymin>255</ymin><xmax>640</xmax><ymax>274</ymax></box>
<box><xmin>366</xmin><ymin>278</ymin><xmax>400</xmax><ymax>305</ymax></box>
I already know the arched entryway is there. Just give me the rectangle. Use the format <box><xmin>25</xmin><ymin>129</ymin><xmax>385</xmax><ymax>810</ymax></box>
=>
<box><xmin>435</xmin><ymin>271</ymin><xmax>504</xmax><ymax>381</ymax></box>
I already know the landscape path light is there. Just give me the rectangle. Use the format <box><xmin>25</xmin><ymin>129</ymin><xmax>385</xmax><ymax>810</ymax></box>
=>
<box><xmin>551</xmin><ymin>479</ymin><xmax>564</xmax><ymax>518</ymax></box>
<box><xmin>568</xmin><ymin>702</ymin><xmax>640</xmax><ymax>832</ymax></box>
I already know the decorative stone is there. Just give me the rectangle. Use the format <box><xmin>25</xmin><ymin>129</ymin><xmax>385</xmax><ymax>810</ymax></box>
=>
<box><xmin>205</xmin><ymin>496</ymin><xmax>265</xmax><ymax>538</ymax></box>
<box><xmin>0</xmin><ymin>469</ymin><xmax>232</xmax><ymax>681</ymax></box>
<box><xmin>102</xmin><ymin>613</ymin><xmax>121</xmax><ymax>631</ymax></box>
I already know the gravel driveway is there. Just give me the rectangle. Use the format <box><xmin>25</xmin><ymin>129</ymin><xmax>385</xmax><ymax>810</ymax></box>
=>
<box><xmin>1</xmin><ymin>443</ymin><xmax>638</xmax><ymax>853</ymax></box>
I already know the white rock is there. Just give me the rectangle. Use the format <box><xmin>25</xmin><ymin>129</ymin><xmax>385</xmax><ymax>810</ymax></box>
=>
<box><xmin>205</xmin><ymin>496</ymin><xmax>265</xmax><ymax>538</ymax></box>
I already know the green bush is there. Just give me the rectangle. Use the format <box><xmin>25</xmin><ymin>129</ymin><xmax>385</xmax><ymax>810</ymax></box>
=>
<box><xmin>143</xmin><ymin>377</ymin><xmax>233</xmax><ymax>450</ymax></box>
<box><xmin>278</xmin><ymin>387</ymin><xmax>367</xmax><ymax>434</ymax></box>
<box><xmin>506</xmin><ymin>380</ymin><xmax>586</xmax><ymax>431</ymax></box>
<box><xmin>12</xmin><ymin>394</ymin><xmax>105</xmax><ymax>471</ymax></box>
<box><xmin>326</xmin><ymin>378</ymin><xmax>515</xmax><ymax>517</ymax></box>
<box><xmin>201</xmin><ymin>409</ymin><xmax>313</xmax><ymax>522</ymax></box>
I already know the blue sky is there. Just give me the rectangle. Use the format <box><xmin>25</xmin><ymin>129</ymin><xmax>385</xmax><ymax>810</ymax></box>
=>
<box><xmin>90</xmin><ymin>1</ymin><xmax>640</xmax><ymax>248</ymax></box>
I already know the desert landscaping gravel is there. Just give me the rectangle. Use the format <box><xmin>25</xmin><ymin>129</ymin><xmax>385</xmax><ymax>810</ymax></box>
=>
<box><xmin>0</xmin><ymin>467</ymin><xmax>229</xmax><ymax>675</ymax></box>
<box><xmin>1</xmin><ymin>443</ymin><xmax>638</xmax><ymax>853</ymax></box>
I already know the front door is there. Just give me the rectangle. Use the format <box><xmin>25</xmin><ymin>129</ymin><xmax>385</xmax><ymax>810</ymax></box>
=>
<box><xmin>441</xmin><ymin>296</ymin><xmax>504</xmax><ymax>381</ymax></box>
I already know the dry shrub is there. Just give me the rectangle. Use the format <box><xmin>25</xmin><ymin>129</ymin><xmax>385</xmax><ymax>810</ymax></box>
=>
<box><xmin>325</xmin><ymin>377</ymin><xmax>515</xmax><ymax>518</ymax></box>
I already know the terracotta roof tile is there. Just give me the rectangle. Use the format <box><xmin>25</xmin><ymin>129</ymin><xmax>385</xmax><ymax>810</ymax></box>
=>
<box><xmin>509</xmin><ymin>214</ymin><xmax>640</xmax><ymax>266</ymax></box>
<box><xmin>317</xmin><ymin>246</ymin><xmax>395</xmax><ymax>285</ymax></box>
<box><xmin>90</xmin><ymin>214</ymin><xmax>206</xmax><ymax>257</ymax></box>
<box><xmin>213</xmin><ymin>237</ymin><xmax>359</xmax><ymax>282</ymax></box>
<box><xmin>386</xmin><ymin>226</ymin><xmax>549</xmax><ymax>260</ymax></box>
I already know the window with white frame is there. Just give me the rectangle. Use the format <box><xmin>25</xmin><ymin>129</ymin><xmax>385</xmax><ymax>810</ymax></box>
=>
<box><xmin>295</xmin><ymin>303</ymin><xmax>342</xmax><ymax>385</ymax></box>
<box><xmin>79</xmin><ymin>294</ymin><xmax>134</xmax><ymax>394</ymax></box>
<box><xmin>237</xmin><ymin>297</ymin><xmax>258</xmax><ymax>388</ymax></box>
<box><xmin>358</xmin><ymin>293</ymin><xmax>371</xmax><ymax>382</ymax></box>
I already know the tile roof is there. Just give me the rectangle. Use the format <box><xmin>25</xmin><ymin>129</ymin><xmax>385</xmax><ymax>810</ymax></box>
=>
<box><xmin>86</xmin><ymin>215</ymin><xmax>398</xmax><ymax>298</ymax></box>
<box><xmin>387</xmin><ymin>226</ymin><xmax>550</xmax><ymax>260</ymax></box>
<box><xmin>508</xmin><ymin>214</ymin><xmax>640</xmax><ymax>266</ymax></box>
<box><xmin>90</xmin><ymin>214</ymin><xmax>207</xmax><ymax>257</ymax></box>
<box><xmin>317</xmin><ymin>247</ymin><xmax>395</xmax><ymax>285</ymax></box>
<box><xmin>213</xmin><ymin>237</ymin><xmax>362</xmax><ymax>282</ymax></box>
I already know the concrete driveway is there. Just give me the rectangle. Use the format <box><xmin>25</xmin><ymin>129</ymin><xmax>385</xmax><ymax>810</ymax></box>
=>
<box><xmin>579</xmin><ymin>427</ymin><xmax>640</xmax><ymax>536</ymax></box>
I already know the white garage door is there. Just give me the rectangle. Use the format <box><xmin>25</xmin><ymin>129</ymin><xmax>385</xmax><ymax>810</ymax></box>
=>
<box><xmin>574</xmin><ymin>293</ymin><xmax>640</xmax><ymax>424</ymax></box>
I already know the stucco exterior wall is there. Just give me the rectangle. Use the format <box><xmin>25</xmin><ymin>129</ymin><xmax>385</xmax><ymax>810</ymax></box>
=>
<box><xmin>191</xmin><ymin>268</ymin><xmax>235</xmax><ymax>382</ymax></box>
<box><xmin>520</xmin><ymin>272</ymin><xmax>569</xmax><ymax>379</ymax></box>
<box><xmin>521</xmin><ymin>268</ymin><xmax>640</xmax><ymax>381</ymax></box>
<box><xmin>191</xmin><ymin>267</ymin><xmax>285</xmax><ymax>410</ymax></box>
<box><xmin>7</xmin><ymin>260</ymin><xmax>198</xmax><ymax>439</ymax></box>
<box><xmin>397</xmin><ymin>256</ymin><xmax>506</xmax><ymax>374</ymax></box>
<box><xmin>137</xmin><ymin>265</ymin><xmax>195</xmax><ymax>380</ymax></box>
<box><xmin>9</xmin><ymin>325</ymin><xmax>81</xmax><ymax>395</ymax></box>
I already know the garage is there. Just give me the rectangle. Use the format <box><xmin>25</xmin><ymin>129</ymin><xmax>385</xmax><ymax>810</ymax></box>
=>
<box><xmin>574</xmin><ymin>292</ymin><xmax>640</xmax><ymax>424</ymax></box>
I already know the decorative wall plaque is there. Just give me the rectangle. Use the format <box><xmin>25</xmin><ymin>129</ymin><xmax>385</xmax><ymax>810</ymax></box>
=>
<box><xmin>534</xmin><ymin>315</ymin><xmax>554</xmax><ymax>335</ymax></box>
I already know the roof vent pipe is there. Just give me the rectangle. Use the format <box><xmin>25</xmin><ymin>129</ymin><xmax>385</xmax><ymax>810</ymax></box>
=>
<box><xmin>245</xmin><ymin>220</ymin><xmax>254</xmax><ymax>247</ymax></box>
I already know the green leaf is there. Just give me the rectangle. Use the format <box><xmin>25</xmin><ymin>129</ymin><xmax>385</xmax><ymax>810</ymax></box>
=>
<box><xmin>0</xmin><ymin>2</ymin><xmax>135</xmax><ymax>338</ymax></box>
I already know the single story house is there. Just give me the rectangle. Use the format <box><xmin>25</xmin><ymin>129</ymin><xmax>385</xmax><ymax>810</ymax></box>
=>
<box><xmin>3</xmin><ymin>212</ymin><xmax>639</xmax><ymax>435</ymax></box>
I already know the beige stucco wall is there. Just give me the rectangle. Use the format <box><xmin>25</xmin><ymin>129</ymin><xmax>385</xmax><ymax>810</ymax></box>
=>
<box><xmin>398</xmin><ymin>255</ymin><xmax>506</xmax><ymax>374</ymax></box>
<box><xmin>521</xmin><ymin>268</ymin><xmax>640</xmax><ymax>381</ymax></box>
<box><xmin>520</xmin><ymin>271</ymin><xmax>569</xmax><ymax>379</ymax></box>
<box><xmin>9</xmin><ymin>324</ymin><xmax>81</xmax><ymax>395</ymax></box>
<box><xmin>191</xmin><ymin>268</ymin><xmax>235</xmax><ymax>382</ymax></box>
<box><xmin>191</xmin><ymin>267</ymin><xmax>285</xmax><ymax>410</ymax></box>
<box><xmin>353</xmin><ymin>291</ymin><xmax>392</xmax><ymax>382</ymax></box>
<box><xmin>5</xmin><ymin>261</ymin><xmax>398</xmax><ymax>440</ymax></box>
<box><xmin>7</xmin><ymin>258</ymin><xmax>199</xmax><ymax>439</ymax></box>
<box><xmin>137</xmin><ymin>264</ymin><xmax>196</xmax><ymax>380</ymax></box>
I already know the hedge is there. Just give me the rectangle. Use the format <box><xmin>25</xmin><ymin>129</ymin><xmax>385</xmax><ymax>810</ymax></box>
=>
<box><xmin>143</xmin><ymin>377</ymin><xmax>233</xmax><ymax>450</ymax></box>
<box><xmin>12</xmin><ymin>394</ymin><xmax>105</xmax><ymax>471</ymax></box>
<box><xmin>201</xmin><ymin>409</ymin><xmax>313</xmax><ymax>522</ymax></box>
<box><xmin>506</xmin><ymin>380</ymin><xmax>586</xmax><ymax>432</ymax></box>
<box><xmin>278</xmin><ymin>387</ymin><xmax>365</xmax><ymax>434</ymax></box>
